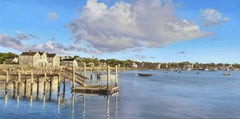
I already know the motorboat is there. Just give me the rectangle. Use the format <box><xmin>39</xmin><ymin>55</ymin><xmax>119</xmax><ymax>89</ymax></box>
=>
<box><xmin>138</xmin><ymin>73</ymin><xmax>153</xmax><ymax>76</ymax></box>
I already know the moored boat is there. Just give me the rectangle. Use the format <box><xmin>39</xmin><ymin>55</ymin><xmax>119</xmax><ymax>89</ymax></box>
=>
<box><xmin>138</xmin><ymin>73</ymin><xmax>153</xmax><ymax>76</ymax></box>
<box><xmin>223</xmin><ymin>73</ymin><xmax>230</xmax><ymax>76</ymax></box>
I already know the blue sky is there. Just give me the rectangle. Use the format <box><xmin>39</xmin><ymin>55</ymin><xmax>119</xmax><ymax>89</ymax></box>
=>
<box><xmin>0</xmin><ymin>0</ymin><xmax>239</xmax><ymax>63</ymax></box>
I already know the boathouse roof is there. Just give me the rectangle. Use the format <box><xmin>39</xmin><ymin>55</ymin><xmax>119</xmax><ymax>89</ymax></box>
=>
<box><xmin>20</xmin><ymin>50</ymin><xmax>38</xmax><ymax>56</ymax></box>
<box><xmin>62</xmin><ymin>58</ymin><xmax>76</xmax><ymax>61</ymax></box>
<box><xmin>47</xmin><ymin>54</ymin><xmax>57</xmax><ymax>58</ymax></box>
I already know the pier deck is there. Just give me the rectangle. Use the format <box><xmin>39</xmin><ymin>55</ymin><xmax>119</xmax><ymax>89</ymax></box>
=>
<box><xmin>73</xmin><ymin>85</ymin><xmax>118</xmax><ymax>95</ymax></box>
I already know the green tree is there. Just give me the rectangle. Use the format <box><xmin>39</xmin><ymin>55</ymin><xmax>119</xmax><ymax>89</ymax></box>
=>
<box><xmin>0</xmin><ymin>52</ymin><xmax>18</xmax><ymax>64</ymax></box>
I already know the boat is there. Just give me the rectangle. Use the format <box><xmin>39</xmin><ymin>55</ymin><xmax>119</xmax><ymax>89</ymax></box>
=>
<box><xmin>223</xmin><ymin>73</ymin><xmax>230</xmax><ymax>76</ymax></box>
<box><xmin>138</xmin><ymin>73</ymin><xmax>153</xmax><ymax>76</ymax></box>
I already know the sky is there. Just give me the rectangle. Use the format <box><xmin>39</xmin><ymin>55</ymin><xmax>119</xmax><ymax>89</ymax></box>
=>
<box><xmin>0</xmin><ymin>0</ymin><xmax>239</xmax><ymax>63</ymax></box>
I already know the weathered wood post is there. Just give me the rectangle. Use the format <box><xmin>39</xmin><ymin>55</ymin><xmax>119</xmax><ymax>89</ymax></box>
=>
<box><xmin>83</xmin><ymin>62</ymin><xmax>86</xmax><ymax>77</ymax></box>
<box><xmin>43</xmin><ymin>73</ymin><xmax>47</xmax><ymax>98</ymax></box>
<box><xmin>5</xmin><ymin>70</ymin><xmax>9</xmax><ymax>95</ymax></box>
<box><xmin>36</xmin><ymin>76</ymin><xmax>39</xmax><ymax>100</ymax></box>
<box><xmin>115</xmin><ymin>65</ymin><xmax>118</xmax><ymax>87</ymax></box>
<box><xmin>72</xmin><ymin>66</ymin><xmax>75</xmax><ymax>92</ymax></box>
<box><xmin>57</xmin><ymin>73</ymin><xmax>61</xmax><ymax>99</ymax></box>
<box><xmin>23</xmin><ymin>76</ymin><xmax>27</xmax><ymax>98</ymax></box>
<box><xmin>107</xmin><ymin>65</ymin><xmax>110</xmax><ymax>89</ymax></box>
<box><xmin>48</xmin><ymin>77</ymin><xmax>52</xmax><ymax>101</ymax></box>
<box><xmin>30</xmin><ymin>69</ymin><xmax>34</xmax><ymax>97</ymax></box>
<box><xmin>90</xmin><ymin>66</ymin><xmax>93</xmax><ymax>80</ymax></box>
<box><xmin>97</xmin><ymin>67</ymin><xmax>101</xmax><ymax>81</ymax></box>
<box><xmin>13</xmin><ymin>80</ymin><xmax>16</xmax><ymax>98</ymax></box>
<box><xmin>63</xmin><ymin>78</ymin><xmax>66</xmax><ymax>101</ymax></box>
<box><xmin>17</xmin><ymin>72</ymin><xmax>21</xmax><ymax>97</ymax></box>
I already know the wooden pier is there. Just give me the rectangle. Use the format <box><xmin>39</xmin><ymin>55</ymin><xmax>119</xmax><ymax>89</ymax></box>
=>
<box><xmin>0</xmin><ymin>64</ymin><xmax>119</xmax><ymax>102</ymax></box>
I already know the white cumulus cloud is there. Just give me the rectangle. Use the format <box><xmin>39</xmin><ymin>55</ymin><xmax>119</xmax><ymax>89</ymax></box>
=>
<box><xmin>31</xmin><ymin>40</ymin><xmax>71</xmax><ymax>54</ymax></box>
<box><xmin>0</xmin><ymin>34</ymin><xmax>28</xmax><ymax>51</ymax></box>
<box><xmin>47</xmin><ymin>12</ymin><xmax>58</xmax><ymax>21</ymax></box>
<box><xmin>67</xmin><ymin>0</ymin><xmax>210</xmax><ymax>53</ymax></box>
<box><xmin>200</xmin><ymin>8</ymin><xmax>229</xmax><ymax>27</ymax></box>
<box><xmin>0</xmin><ymin>32</ymin><xmax>101</xmax><ymax>55</ymax></box>
<box><xmin>16</xmin><ymin>31</ymin><xmax>38</xmax><ymax>40</ymax></box>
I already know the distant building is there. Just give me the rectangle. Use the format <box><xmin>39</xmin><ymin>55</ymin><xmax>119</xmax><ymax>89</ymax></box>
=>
<box><xmin>47</xmin><ymin>54</ymin><xmax>60</xmax><ymax>67</ymax></box>
<box><xmin>3</xmin><ymin>57</ymin><xmax>18</xmax><ymax>64</ymax></box>
<box><xmin>157</xmin><ymin>63</ymin><xmax>161</xmax><ymax>69</ymax></box>
<box><xmin>19</xmin><ymin>51</ymin><xmax>41</xmax><ymax>66</ymax></box>
<box><xmin>132</xmin><ymin>62</ymin><xmax>138</xmax><ymax>68</ymax></box>
<box><xmin>11</xmin><ymin>57</ymin><xmax>19</xmax><ymax>63</ymax></box>
<box><xmin>39</xmin><ymin>52</ymin><xmax>48</xmax><ymax>66</ymax></box>
<box><xmin>61</xmin><ymin>59</ymin><xmax>78</xmax><ymax>67</ymax></box>
<box><xmin>19</xmin><ymin>50</ymin><xmax>60</xmax><ymax>67</ymax></box>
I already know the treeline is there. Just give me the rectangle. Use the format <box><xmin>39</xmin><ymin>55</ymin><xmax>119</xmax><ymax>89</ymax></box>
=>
<box><xmin>72</xmin><ymin>56</ymin><xmax>240</xmax><ymax>70</ymax></box>
<box><xmin>0</xmin><ymin>52</ymin><xmax>18</xmax><ymax>64</ymax></box>
<box><xmin>1</xmin><ymin>52</ymin><xmax>240</xmax><ymax>70</ymax></box>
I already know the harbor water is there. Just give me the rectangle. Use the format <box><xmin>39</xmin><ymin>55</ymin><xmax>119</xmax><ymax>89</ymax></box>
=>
<box><xmin>1</xmin><ymin>70</ymin><xmax>240</xmax><ymax>119</ymax></box>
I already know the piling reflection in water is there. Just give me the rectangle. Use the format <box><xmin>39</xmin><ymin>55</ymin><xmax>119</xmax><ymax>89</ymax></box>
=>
<box><xmin>2</xmin><ymin>92</ymin><xmax>119</xmax><ymax>119</ymax></box>
<box><xmin>42</xmin><ymin>94</ymin><xmax>46</xmax><ymax>110</ymax></box>
<box><xmin>82</xmin><ymin>95</ymin><xmax>86</xmax><ymax>119</ymax></box>
<box><xmin>71</xmin><ymin>94</ymin><xmax>75</xmax><ymax>119</ymax></box>
<box><xmin>4</xmin><ymin>94</ymin><xmax>8</xmax><ymax>107</ymax></box>
<box><xmin>106</xmin><ymin>95</ymin><xmax>110</xmax><ymax>119</ymax></box>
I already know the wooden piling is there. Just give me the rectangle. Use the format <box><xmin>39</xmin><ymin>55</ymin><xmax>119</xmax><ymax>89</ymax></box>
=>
<box><xmin>97</xmin><ymin>67</ymin><xmax>101</xmax><ymax>81</ymax></box>
<box><xmin>17</xmin><ymin>72</ymin><xmax>21</xmax><ymax>97</ymax></box>
<box><xmin>5</xmin><ymin>70</ymin><xmax>9</xmax><ymax>95</ymax></box>
<box><xmin>83</xmin><ymin>62</ymin><xmax>86</xmax><ymax>76</ymax></box>
<box><xmin>13</xmin><ymin>80</ymin><xmax>16</xmax><ymax>98</ymax></box>
<box><xmin>72</xmin><ymin>66</ymin><xmax>75</xmax><ymax>92</ymax></box>
<box><xmin>43</xmin><ymin>73</ymin><xmax>47</xmax><ymax>96</ymax></box>
<box><xmin>57</xmin><ymin>73</ymin><xmax>61</xmax><ymax>98</ymax></box>
<box><xmin>90</xmin><ymin>67</ymin><xmax>93</xmax><ymax>80</ymax></box>
<box><xmin>115</xmin><ymin>65</ymin><xmax>118</xmax><ymax>87</ymax></box>
<box><xmin>57</xmin><ymin>74</ymin><xmax>61</xmax><ymax>107</ymax></box>
<box><xmin>23</xmin><ymin>77</ymin><xmax>27</xmax><ymax>98</ymax></box>
<box><xmin>63</xmin><ymin>78</ymin><xmax>66</xmax><ymax>101</ymax></box>
<box><xmin>48</xmin><ymin>77</ymin><xmax>52</xmax><ymax>101</ymax></box>
<box><xmin>36</xmin><ymin>77</ymin><xmax>39</xmax><ymax>100</ymax></box>
<box><xmin>107</xmin><ymin>65</ymin><xmax>110</xmax><ymax>89</ymax></box>
<box><xmin>30</xmin><ymin>70</ymin><xmax>33</xmax><ymax>96</ymax></box>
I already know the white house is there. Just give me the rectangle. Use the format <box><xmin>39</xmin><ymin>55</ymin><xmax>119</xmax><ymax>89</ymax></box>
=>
<box><xmin>61</xmin><ymin>59</ymin><xmax>78</xmax><ymax>67</ymax></box>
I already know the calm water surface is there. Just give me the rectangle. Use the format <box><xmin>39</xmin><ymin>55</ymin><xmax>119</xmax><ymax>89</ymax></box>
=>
<box><xmin>1</xmin><ymin>70</ymin><xmax>240</xmax><ymax>119</ymax></box>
